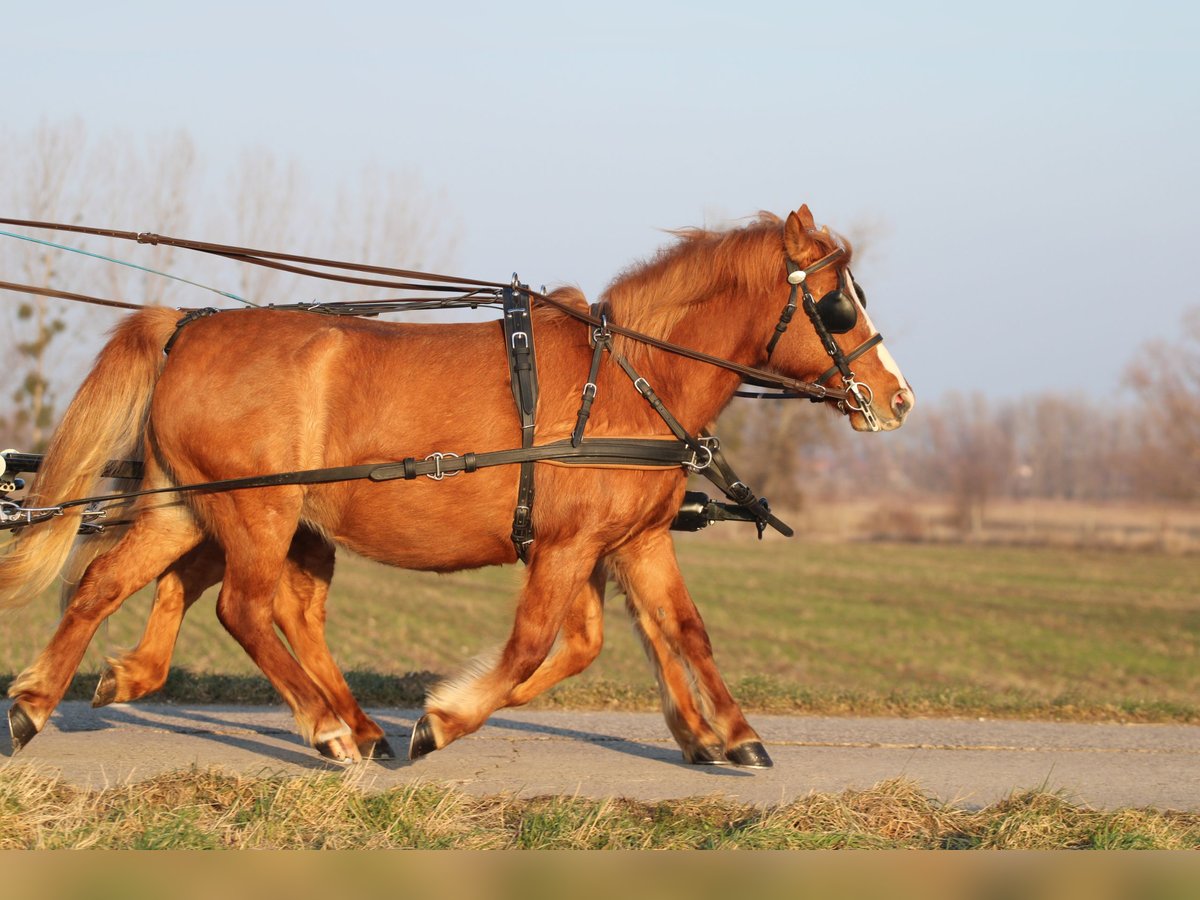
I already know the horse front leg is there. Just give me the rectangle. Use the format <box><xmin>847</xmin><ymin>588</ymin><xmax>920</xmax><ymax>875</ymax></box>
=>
<box><xmin>503</xmin><ymin>561</ymin><xmax>606</xmax><ymax>708</ymax></box>
<box><xmin>611</xmin><ymin>529</ymin><xmax>771</xmax><ymax>768</ymax></box>
<box><xmin>409</xmin><ymin>541</ymin><xmax>597</xmax><ymax>759</ymax></box>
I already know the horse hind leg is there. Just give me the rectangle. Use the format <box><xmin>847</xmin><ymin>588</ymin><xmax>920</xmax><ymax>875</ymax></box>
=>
<box><xmin>90</xmin><ymin>526</ymin><xmax>391</xmax><ymax>760</ymax></box>
<box><xmin>7</xmin><ymin>505</ymin><xmax>203</xmax><ymax>753</ymax></box>
<box><xmin>198</xmin><ymin>488</ymin><xmax>361</xmax><ymax>763</ymax></box>
<box><xmin>410</xmin><ymin>541</ymin><xmax>597</xmax><ymax>760</ymax></box>
<box><xmin>272</xmin><ymin>529</ymin><xmax>393</xmax><ymax>760</ymax></box>
<box><xmin>92</xmin><ymin>540</ymin><xmax>224</xmax><ymax>707</ymax></box>
<box><xmin>611</xmin><ymin>530</ymin><xmax>771</xmax><ymax>768</ymax></box>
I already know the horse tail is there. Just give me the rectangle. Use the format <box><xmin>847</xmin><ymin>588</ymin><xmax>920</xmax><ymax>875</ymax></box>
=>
<box><xmin>0</xmin><ymin>307</ymin><xmax>182</xmax><ymax>609</ymax></box>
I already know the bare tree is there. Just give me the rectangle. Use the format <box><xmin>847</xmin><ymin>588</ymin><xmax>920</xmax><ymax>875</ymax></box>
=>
<box><xmin>919</xmin><ymin>393</ymin><xmax>1017</xmax><ymax>536</ymax></box>
<box><xmin>1124</xmin><ymin>308</ymin><xmax>1200</xmax><ymax>501</ymax></box>
<box><xmin>1</xmin><ymin>120</ymin><xmax>93</xmax><ymax>450</ymax></box>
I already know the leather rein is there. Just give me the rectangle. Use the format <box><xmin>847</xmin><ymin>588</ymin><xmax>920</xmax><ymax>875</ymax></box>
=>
<box><xmin>0</xmin><ymin>218</ymin><xmax>887</xmax><ymax>553</ymax></box>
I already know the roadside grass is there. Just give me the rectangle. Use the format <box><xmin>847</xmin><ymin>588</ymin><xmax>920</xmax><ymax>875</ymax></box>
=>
<box><xmin>1</xmin><ymin>538</ymin><xmax>1196</xmax><ymax>723</ymax></box>
<box><xmin>0</xmin><ymin>768</ymin><xmax>1194</xmax><ymax>850</ymax></box>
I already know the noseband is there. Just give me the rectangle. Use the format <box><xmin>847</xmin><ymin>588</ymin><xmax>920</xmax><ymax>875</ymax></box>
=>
<box><xmin>765</xmin><ymin>247</ymin><xmax>884</xmax><ymax>431</ymax></box>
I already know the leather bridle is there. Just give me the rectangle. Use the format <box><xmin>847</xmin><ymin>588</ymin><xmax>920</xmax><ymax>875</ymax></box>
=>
<box><xmin>765</xmin><ymin>246</ymin><xmax>885</xmax><ymax>432</ymax></box>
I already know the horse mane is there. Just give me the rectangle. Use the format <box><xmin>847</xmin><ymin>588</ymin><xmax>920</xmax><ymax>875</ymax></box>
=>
<box><xmin>600</xmin><ymin>212</ymin><xmax>852</xmax><ymax>348</ymax></box>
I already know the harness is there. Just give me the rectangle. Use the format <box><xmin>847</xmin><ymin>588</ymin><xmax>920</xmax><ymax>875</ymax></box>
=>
<box><xmin>0</xmin><ymin>220</ymin><xmax>887</xmax><ymax>556</ymax></box>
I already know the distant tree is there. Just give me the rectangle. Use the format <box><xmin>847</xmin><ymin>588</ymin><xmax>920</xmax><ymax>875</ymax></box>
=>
<box><xmin>1</xmin><ymin>120</ymin><xmax>93</xmax><ymax>450</ymax></box>
<box><xmin>715</xmin><ymin>398</ymin><xmax>843</xmax><ymax>510</ymax></box>
<box><xmin>1</xmin><ymin>125</ymin><xmax>461</xmax><ymax>449</ymax></box>
<box><xmin>1124</xmin><ymin>308</ymin><xmax>1200</xmax><ymax>501</ymax></box>
<box><xmin>920</xmin><ymin>393</ymin><xmax>1016</xmax><ymax>536</ymax></box>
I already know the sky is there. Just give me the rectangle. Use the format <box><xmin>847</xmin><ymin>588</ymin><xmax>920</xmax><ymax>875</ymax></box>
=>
<box><xmin>3</xmin><ymin>0</ymin><xmax>1198</xmax><ymax>404</ymax></box>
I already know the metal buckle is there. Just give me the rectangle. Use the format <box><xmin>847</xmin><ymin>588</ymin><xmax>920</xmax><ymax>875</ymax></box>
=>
<box><xmin>592</xmin><ymin>310</ymin><xmax>610</xmax><ymax>345</ymax></box>
<box><xmin>510</xmin><ymin>331</ymin><xmax>529</xmax><ymax>350</ymax></box>
<box><xmin>423</xmin><ymin>452</ymin><xmax>461</xmax><ymax>481</ymax></box>
<box><xmin>0</xmin><ymin>500</ymin><xmax>64</xmax><ymax>530</ymax></box>
<box><xmin>582</xmin><ymin>382</ymin><xmax>597</xmax><ymax>400</ymax></box>
<box><xmin>684</xmin><ymin>437</ymin><xmax>718</xmax><ymax>473</ymax></box>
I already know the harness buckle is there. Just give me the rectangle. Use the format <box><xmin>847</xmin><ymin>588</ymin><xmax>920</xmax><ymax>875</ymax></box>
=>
<box><xmin>510</xmin><ymin>331</ymin><xmax>529</xmax><ymax>350</ymax></box>
<box><xmin>423</xmin><ymin>452</ymin><xmax>461</xmax><ymax>481</ymax></box>
<box><xmin>684</xmin><ymin>436</ymin><xmax>719</xmax><ymax>473</ymax></box>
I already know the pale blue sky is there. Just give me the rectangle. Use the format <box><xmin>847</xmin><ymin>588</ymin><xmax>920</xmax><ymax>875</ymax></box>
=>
<box><xmin>4</xmin><ymin>0</ymin><xmax>1198</xmax><ymax>402</ymax></box>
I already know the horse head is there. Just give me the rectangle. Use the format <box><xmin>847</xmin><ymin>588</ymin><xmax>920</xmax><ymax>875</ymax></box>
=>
<box><xmin>772</xmin><ymin>204</ymin><xmax>914</xmax><ymax>432</ymax></box>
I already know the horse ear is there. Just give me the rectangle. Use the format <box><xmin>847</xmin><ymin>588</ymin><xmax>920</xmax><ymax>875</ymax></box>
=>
<box><xmin>785</xmin><ymin>208</ymin><xmax>814</xmax><ymax>259</ymax></box>
<box><xmin>796</xmin><ymin>205</ymin><xmax>816</xmax><ymax>230</ymax></box>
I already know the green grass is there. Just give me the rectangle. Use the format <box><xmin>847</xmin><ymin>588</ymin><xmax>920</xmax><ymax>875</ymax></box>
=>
<box><xmin>1</xmin><ymin>537</ymin><xmax>1196</xmax><ymax>722</ymax></box>
<box><xmin>0</xmin><ymin>768</ymin><xmax>1195</xmax><ymax>850</ymax></box>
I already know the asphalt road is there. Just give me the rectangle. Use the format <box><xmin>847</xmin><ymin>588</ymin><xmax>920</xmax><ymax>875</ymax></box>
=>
<box><xmin>3</xmin><ymin>702</ymin><xmax>1197</xmax><ymax>811</ymax></box>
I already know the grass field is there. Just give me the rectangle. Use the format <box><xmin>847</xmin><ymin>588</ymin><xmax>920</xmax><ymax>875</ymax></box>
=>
<box><xmin>1</xmin><ymin>534</ymin><xmax>1195</xmax><ymax>722</ymax></box>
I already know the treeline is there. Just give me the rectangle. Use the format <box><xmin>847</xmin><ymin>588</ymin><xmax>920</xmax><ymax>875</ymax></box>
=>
<box><xmin>721</xmin><ymin>306</ymin><xmax>1200</xmax><ymax>527</ymax></box>
<box><xmin>1</xmin><ymin>121</ymin><xmax>458</xmax><ymax>450</ymax></box>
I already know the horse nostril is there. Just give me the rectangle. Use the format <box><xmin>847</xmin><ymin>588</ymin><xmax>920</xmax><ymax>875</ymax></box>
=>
<box><xmin>892</xmin><ymin>390</ymin><xmax>913</xmax><ymax>416</ymax></box>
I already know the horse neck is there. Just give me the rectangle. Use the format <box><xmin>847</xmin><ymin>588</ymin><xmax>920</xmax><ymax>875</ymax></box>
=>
<box><xmin>608</xmin><ymin>233</ymin><xmax>781</xmax><ymax>432</ymax></box>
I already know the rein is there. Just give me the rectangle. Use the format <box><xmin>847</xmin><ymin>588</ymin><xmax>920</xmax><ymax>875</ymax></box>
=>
<box><xmin>0</xmin><ymin>216</ymin><xmax>852</xmax><ymax>405</ymax></box>
<box><xmin>0</xmin><ymin>215</ymin><xmax>889</xmax><ymax>549</ymax></box>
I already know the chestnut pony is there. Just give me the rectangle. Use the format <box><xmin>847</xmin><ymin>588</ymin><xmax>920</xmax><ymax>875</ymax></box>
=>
<box><xmin>0</xmin><ymin>205</ymin><xmax>913</xmax><ymax>765</ymax></box>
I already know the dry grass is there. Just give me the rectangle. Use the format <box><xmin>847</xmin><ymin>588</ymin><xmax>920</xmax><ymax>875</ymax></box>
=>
<box><xmin>0</xmin><ymin>767</ymin><xmax>1194</xmax><ymax>850</ymax></box>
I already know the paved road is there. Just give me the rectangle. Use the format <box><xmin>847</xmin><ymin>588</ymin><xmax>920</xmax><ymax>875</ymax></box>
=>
<box><xmin>3</xmin><ymin>702</ymin><xmax>1197</xmax><ymax>811</ymax></box>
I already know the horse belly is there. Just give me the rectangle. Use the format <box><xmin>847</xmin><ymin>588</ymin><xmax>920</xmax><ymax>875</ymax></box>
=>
<box><xmin>317</xmin><ymin>474</ymin><xmax>519</xmax><ymax>572</ymax></box>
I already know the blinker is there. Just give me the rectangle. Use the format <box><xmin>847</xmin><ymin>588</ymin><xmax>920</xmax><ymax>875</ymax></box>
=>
<box><xmin>813</xmin><ymin>270</ymin><xmax>866</xmax><ymax>335</ymax></box>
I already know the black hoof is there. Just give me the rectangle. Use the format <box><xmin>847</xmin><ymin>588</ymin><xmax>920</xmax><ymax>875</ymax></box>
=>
<box><xmin>359</xmin><ymin>736</ymin><xmax>396</xmax><ymax>761</ymax></box>
<box><xmin>726</xmin><ymin>741</ymin><xmax>773</xmax><ymax>768</ymax></box>
<box><xmin>92</xmin><ymin>670</ymin><xmax>119</xmax><ymax>708</ymax></box>
<box><xmin>7</xmin><ymin>704</ymin><xmax>38</xmax><ymax>755</ymax></box>
<box><xmin>408</xmin><ymin>715</ymin><xmax>438</xmax><ymax>760</ymax></box>
<box><xmin>685</xmin><ymin>743</ymin><xmax>729</xmax><ymax>766</ymax></box>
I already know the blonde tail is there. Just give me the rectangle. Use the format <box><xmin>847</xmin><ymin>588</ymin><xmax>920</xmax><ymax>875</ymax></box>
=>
<box><xmin>0</xmin><ymin>307</ymin><xmax>183</xmax><ymax>608</ymax></box>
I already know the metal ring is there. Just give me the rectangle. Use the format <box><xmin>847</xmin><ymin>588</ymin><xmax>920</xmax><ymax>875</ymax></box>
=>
<box><xmin>424</xmin><ymin>452</ymin><xmax>461</xmax><ymax>481</ymax></box>
<box><xmin>842</xmin><ymin>379</ymin><xmax>874</xmax><ymax>412</ymax></box>
<box><xmin>684</xmin><ymin>444</ymin><xmax>713</xmax><ymax>472</ymax></box>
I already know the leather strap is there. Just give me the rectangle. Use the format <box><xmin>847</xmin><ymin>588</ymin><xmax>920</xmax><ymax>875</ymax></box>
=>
<box><xmin>502</xmin><ymin>284</ymin><xmax>539</xmax><ymax>561</ymax></box>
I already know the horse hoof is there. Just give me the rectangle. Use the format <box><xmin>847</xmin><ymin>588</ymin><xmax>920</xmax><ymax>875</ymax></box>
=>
<box><xmin>726</xmin><ymin>741</ymin><xmax>773</xmax><ymax>768</ymax></box>
<box><xmin>92</xmin><ymin>670</ymin><xmax>120</xmax><ymax>708</ymax></box>
<box><xmin>7</xmin><ymin>704</ymin><xmax>38</xmax><ymax>755</ymax></box>
<box><xmin>408</xmin><ymin>715</ymin><xmax>439</xmax><ymax>760</ymax></box>
<box><xmin>316</xmin><ymin>735</ymin><xmax>359</xmax><ymax>765</ymax></box>
<box><xmin>359</xmin><ymin>737</ymin><xmax>396</xmax><ymax>761</ymax></box>
<box><xmin>686</xmin><ymin>743</ymin><xmax>729</xmax><ymax>766</ymax></box>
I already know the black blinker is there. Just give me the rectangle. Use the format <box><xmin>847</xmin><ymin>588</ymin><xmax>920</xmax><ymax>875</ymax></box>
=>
<box><xmin>815</xmin><ymin>290</ymin><xmax>857</xmax><ymax>334</ymax></box>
